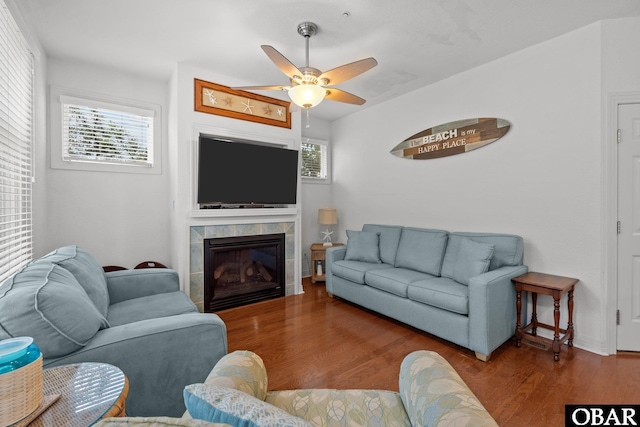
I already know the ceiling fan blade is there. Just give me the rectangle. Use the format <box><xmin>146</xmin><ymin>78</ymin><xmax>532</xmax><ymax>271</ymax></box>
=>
<box><xmin>319</xmin><ymin>58</ymin><xmax>378</xmax><ymax>85</ymax></box>
<box><xmin>324</xmin><ymin>88</ymin><xmax>366</xmax><ymax>105</ymax></box>
<box><xmin>231</xmin><ymin>85</ymin><xmax>289</xmax><ymax>91</ymax></box>
<box><xmin>261</xmin><ymin>45</ymin><xmax>302</xmax><ymax>79</ymax></box>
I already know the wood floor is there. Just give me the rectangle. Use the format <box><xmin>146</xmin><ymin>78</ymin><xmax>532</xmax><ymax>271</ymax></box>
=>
<box><xmin>215</xmin><ymin>279</ymin><xmax>640</xmax><ymax>426</ymax></box>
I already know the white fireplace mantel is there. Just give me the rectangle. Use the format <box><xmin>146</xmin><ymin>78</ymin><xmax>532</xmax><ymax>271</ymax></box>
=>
<box><xmin>190</xmin><ymin>207</ymin><xmax>297</xmax><ymax>219</ymax></box>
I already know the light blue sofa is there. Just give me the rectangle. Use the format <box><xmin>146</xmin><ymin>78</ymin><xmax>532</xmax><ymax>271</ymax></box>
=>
<box><xmin>0</xmin><ymin>245</ymin><xmax>228</xmax><ymax>417</ymax></box>
<box><xmin>326</xmin><ymin>224</ymin><xmax>527</xmax><ymax>361</ymax></box>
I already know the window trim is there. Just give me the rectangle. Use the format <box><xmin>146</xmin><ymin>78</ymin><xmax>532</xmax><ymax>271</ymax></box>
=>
<box><xmin>301</xmin><ymin>137</ymin><xmax>331</xmax><ymax>184</ymax></box>
<box><xmin>50</xmin><ymin>86</ymin><xmax>162</xmax><ymax>174</ymax></box>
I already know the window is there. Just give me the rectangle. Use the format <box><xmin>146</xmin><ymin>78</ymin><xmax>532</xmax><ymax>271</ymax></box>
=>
<box><xmin>0</xmin><ymin>1</ymin><xmax>34</xmax><ymax>283</ymax></box>
<box><xmin>301</xmin><ymin>138</ymin><xmax>329</xmax><ymax>181</ymax></box>
<box><xmin>50</xmin><ymin>87</ymin><xmax>161</xmax><ymax>174</ymax></box>
<box><xmin>61</xmin><ymin>96</ymin><xmax>153</xmax><ymax>167</ymax></box>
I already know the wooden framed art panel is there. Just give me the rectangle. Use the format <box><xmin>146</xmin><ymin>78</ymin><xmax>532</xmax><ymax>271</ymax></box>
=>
<box><xmin>194</xmin><ymin>79</ymin><xmax>291</xmax><ymax>129</ymax></box>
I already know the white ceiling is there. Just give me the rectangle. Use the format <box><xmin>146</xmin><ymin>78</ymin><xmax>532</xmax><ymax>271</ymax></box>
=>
<box><xmin>15</xmin><ymin>0</ymin><xmax>640</xmax><ymax>121</ymax></box>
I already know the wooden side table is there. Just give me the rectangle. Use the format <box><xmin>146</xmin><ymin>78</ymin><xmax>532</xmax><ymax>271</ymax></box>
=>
<box><xmin>25</xmin><ymin>363</ymin><xmax>129</xmax><ymax>426</ymax></box>
<box><xmin>512</xmin><ymin>272</ymin><xmax>579</xmax><ymax>361</ymax></box>
<box><xmin>311</xmin><ymin>243</ymin><xmax>343</xmax><ymax>283</ymax></box>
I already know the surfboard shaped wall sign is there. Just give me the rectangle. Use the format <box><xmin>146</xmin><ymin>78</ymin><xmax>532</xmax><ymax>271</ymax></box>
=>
<box><xmin>390</xmin><ymin>118</ymin><xmax>510</xmax><ymax>160</ymax></box>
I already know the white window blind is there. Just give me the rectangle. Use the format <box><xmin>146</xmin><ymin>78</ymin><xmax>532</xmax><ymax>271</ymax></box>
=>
<box><xmin>60</xmin><ymin>95</ymin><xmax>154</xmax><ymax>167</ymax></box>
<box><xmin>301</xmin><ymin>140</ymin><xmax>328</xmax><ymax>179</ymax></box>
<box><xmin>0</xmin><ymin>1</ymin><xmax>33</xmax><ymax>283</ymax></box>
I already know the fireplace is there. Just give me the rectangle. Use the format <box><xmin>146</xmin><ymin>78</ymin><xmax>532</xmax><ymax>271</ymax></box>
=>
<box><xmin>204</xmin><ymin>233</ymin><xmax>285</xmax><ymax>311</ymax></box>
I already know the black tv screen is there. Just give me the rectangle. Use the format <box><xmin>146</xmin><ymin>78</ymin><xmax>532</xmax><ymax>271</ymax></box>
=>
<box><xmin>197</xmin><ymin>136</ymin><xmax>299</xmax><ymax>206</ymax></box>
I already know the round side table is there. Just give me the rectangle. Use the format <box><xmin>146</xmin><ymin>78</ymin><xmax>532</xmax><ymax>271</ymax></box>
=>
<box><xmin>28</xmin><ymin>362</ymin><xmax>128</xmax><ymax>426</ymax></box>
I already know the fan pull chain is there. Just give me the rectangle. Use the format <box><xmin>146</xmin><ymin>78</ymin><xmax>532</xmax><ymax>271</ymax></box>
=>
<box><xmin>306</xmin><ymin>108</ymin><xmax>311</xmax><ymax>128</ymax></box>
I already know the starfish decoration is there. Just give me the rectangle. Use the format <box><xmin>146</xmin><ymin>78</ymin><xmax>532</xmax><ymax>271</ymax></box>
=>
<box><xmin>263</xmin><ymin>105</ymin><xmax>273</xmax><ymax>116</ymax></box>
<box><xmin>204</xmin><ymin>89</ymin><xmax>217</xmax><ymax>106</ymax></box>
<box><xmin>223</xmin><ymin>96</ymin><xmax>233</xmax><ymax>106</ymax></box>
<box><xmin>242</xmin><ymin>99</ymin><xmax>253</xmax><ymax>114</ymax></box>
<box><xmin>277</xmin><ymin>108</ymin><xmax>283</xmax><ymax>117</ymax></box>
<box><xmin>321</xmin><ymin>229</ymin><xmax>334</xmax><ymax>245</ymax></box>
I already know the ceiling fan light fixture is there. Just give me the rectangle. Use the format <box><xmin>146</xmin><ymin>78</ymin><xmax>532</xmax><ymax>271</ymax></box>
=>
<box><xmin>288</xmin><ymin>83</ymin><xmax>326</xmax><ymax>109</ymax></box>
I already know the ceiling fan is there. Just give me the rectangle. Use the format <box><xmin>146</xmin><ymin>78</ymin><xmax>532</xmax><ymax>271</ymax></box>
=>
<box><xmin>234</xmin><ymin>22</ymin><xmax>377</xmax><ymax>113</ymax></box>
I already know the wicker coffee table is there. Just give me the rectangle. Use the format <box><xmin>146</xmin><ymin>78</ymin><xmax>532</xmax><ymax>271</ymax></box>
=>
<box><xmin>25</xmin><ymin>362</ymin><xmax>128</xmax><ymax>426</ymax></box>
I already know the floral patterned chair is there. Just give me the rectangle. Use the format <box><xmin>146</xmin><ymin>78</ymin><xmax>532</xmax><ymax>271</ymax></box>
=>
<box><xmin>178</xmin><ymin>349</ymin><xmax>498</xmax><ymax>427</ymax></box>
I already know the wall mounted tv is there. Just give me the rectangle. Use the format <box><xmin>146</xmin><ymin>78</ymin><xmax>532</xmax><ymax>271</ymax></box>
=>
<box><xmin>197</xmin><ymin>135</ymin><xmax>299</xmax><ymax>207</ymax></box>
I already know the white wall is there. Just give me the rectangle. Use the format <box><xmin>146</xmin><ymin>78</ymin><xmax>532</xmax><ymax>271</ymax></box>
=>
<box><xmin>601</xmin><ymin>17</ymin><xmax>640</xmax><ymax>353</ymax></box>
<box><xmin>43</xmin><ymin>58</ymin><xmax>172</xmax><ymax>267</ymax></box>
<box><xmin>301</xmin><ymin>118</ymin><xmax>333</xmax><ymax>277</ymax></box>
<box><xmin>331</xmin><ymin>23</ymin><xmax>605</xmax><ymax>352</ymax></box>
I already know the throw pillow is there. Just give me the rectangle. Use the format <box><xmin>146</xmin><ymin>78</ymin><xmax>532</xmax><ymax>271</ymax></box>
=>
<box><xmin>0</xmin><ymin>262</ymin><xmax>110</xmax><ymax>358</ymax></box>
<box><xmin>39</xmin><ymin>245</ymin><xmax>110</xmax><ymax>316</ymax></box>
<box><xmin>184</xmin><ymin>384</ymin><xmax>313</xmax><ymax>427</ymax></box>
<box><xmin>451</xmin><ymin>237</ymin><xmax>495</xmax><ymax>285</ymax></box>
<box><xmin>344</xmin><ymin>230</ymin><xmax>382</xmax><ymax>263</ymax></box>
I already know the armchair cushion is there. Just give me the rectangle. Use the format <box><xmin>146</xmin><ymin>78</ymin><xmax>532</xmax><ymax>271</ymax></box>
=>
<box><xmin>344</xmin><ymin>230</ymin><xmax>382</xmax><ymax>263</ymax></box>
<box><xmin>0</xmin><ymin>262</ymin><xmax>109</xmax><ymax>358</ymax></box>
<box><xmin>265</xmin><ymin>389</ymin><xmax>411</xmax><ymax>427</ymax></box>
<box><xmin>39</xmin><ymin>245</ymin><xmax>110</xmax><ymax>316</ymax></box>
<box><xmin>184</xmin><ymin>384</ymin><xmax>313</xmax><ymax>427</ymax></box>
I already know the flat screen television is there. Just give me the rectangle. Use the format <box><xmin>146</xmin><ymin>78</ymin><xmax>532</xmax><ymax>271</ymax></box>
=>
<box><xmin>197</xmin><ymin>135</ymin><xmax>299</xmax><ymax>206</ymax></box>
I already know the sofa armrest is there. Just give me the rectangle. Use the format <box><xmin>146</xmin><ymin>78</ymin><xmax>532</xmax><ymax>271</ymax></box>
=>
<box><xmin>106</xmin><ymin>268</ymin><xmax>180</xmax><ymax>304</ymax></box>
<box><xmin>44</xmin><ymin>312</ymin><xmax>227</xmax><ymax>417</ymax></box>
<box><xmin>325</xmin><ymin>246</ymin><xmax>347</xmax><ymax>294</ymax></box>
<box><xmin>399</xmin><ymin>350</ymin><xmax>498</xmax><ymax>426</ymax></box>
<box><xmin>201</xmin><ymin>350</ymin><xmax>268</xmax><ymax>401</ymax></box>
<box><xmin>468</xmin><ymin>265</ymin><xmax>529</xmax><ymax>356</ymax></box>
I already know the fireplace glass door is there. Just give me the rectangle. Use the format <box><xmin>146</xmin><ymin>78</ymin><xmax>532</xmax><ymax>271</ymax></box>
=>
<box><xmin>204</xmin><ymin>234</ymin><xmax>285</xmax><ymax>311</ymax></box>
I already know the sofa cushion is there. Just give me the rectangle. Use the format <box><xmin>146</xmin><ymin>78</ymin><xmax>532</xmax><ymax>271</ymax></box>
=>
<box><xmin>265</xmin><ymin>389</ymin><xmax>412</xmax><ymax>427</ymax></box>
<box><xmin>365</xmin><ymin>268</ymin><xmax>435</xmax><ymax>298</ymax></box>
<box><xmin>441</xmin><ymin>232</ymin><xmax>524</xmax><ymax>279</ymax></box>
<box><xmin>451</xmin><ymin>237</ymin><xmax>495</xmax><ymax>286</ymax></box>
<box><xmin>331</xmin><ymin>260</ymin><xmax>393</xmax><ymax>285</ymax></box>
<box><xmin>407</xmin><ymin>277</ymin><xmax>469</xmax><ymax>315</ymax></box>
<box><xmin>344</xmin><ymin>230</ymin><xmax>382</xmax><ymax>263</ymax></box>
<box><xmin>184</xmin><ymin>384</ymin><xmax>313</xmax><ymax>427</ymax></box>
<box><xmin>362</xmin><ymin>224</ymin><xmax>403</xmax><ymax>265</ymax></box>
<box><xmin>39</xmin><ymin>245</ymin><xmax>110</xmax><ymax>316</ymax></box>
<box><xmin>0</xmin><ymin>262</ymin><xmax>110</xmax><ymax>358</ymax></box>
<box><xmin>394</xmin><ymin>228</ymin><xmax>448</xmax><ymax>276</ymax></box>
<box><xmin>107</xmin><ymin>291</ymin><xmax>198</xmax><ymax>327</ymax></box>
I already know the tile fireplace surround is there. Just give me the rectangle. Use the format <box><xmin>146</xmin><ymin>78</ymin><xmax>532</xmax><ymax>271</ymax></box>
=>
<box><xmin>189</xmin><ymin>222</ymin><xmax>296</xmax><ymax>312</ymax></box>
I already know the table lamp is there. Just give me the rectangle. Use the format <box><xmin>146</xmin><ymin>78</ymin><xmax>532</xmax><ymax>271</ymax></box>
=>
<box><xmin>318</xmin><ymin>208</ymin><xmax>338</xmax><ymax>246</ymax></box>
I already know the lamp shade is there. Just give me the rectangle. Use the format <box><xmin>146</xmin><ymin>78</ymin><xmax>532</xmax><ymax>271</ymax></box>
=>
<box><xmin>288</xmin><ymin>84</ymin><xmax>326</xmax><ymax>109</ymax></box>
<box><xmin>318</xmin><ymin>208</ymin><xmax>337</xmax><ymax>225</ymax></box>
